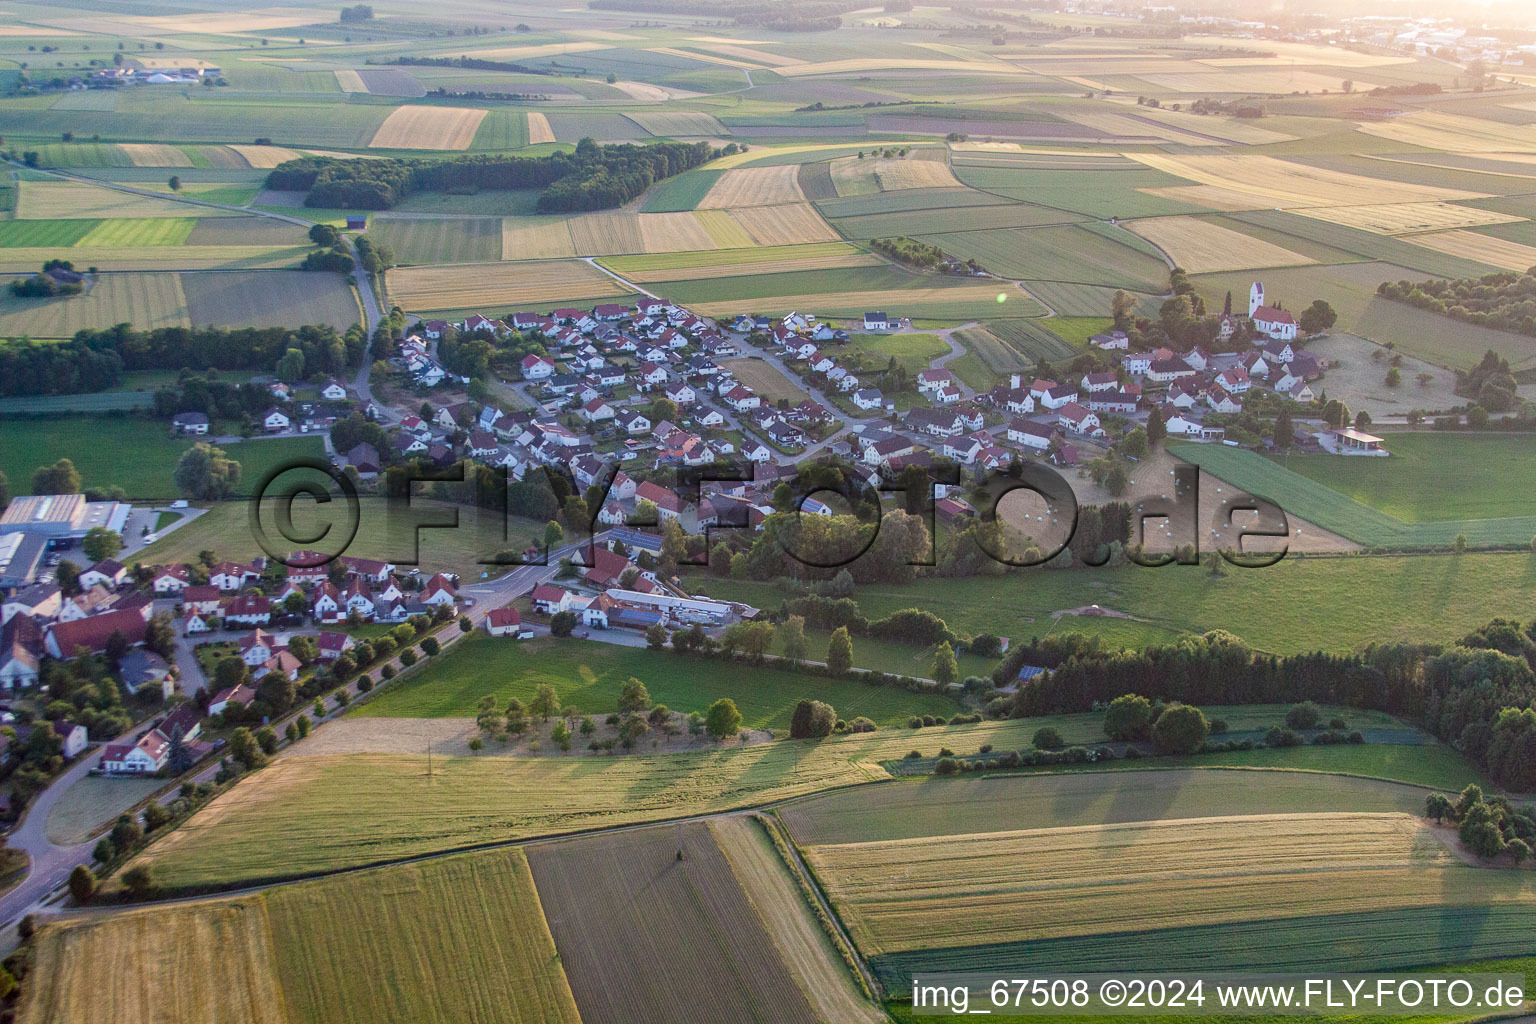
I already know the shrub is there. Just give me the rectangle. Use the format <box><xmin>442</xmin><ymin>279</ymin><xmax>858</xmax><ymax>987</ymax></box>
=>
<box><xmin>908</xmin><ymin>716</ymin><xmax>923</xmax><ymax>729</ymax></box>
<box><xmin>934</xmin><ymin>756</ymin><xmax>959</xmax><ymax>775</ymax></box>
<box><xmin>1032</xmin><ymin>726</ymin><xmax>1065</xmax><ymax>750</ymax></box>
<box><xmin>905</xmin><ymin>749</ymin><xmax>922</xmax><ymax>759</ymax></box>
<box><xmin>1329</xmin><ymin>716</ymin><xmax>1348</xmax><ymax>730</ymax></box>
<box><xmin>979</xmin><ymin>743</ymin><xmax>993</xmax><ymax>753</ymax></box>
<box><xmin>356</xmin><ymin>675</ymin><xmax>373</xmax><ymax>693</ymax></box>
<box><xmin>1285</xmin><ymin>701</ymin><xmax>1322</xmax><ymax>731</ymax></box>
<box><xmin>1208</xmin><ymin>719</ymin><xmax>1228</xmax><ymax>734</ymax></box>
<box><xmin>1152</xmin><ymin>704</ymin><xmax>1209</xmax><ymax>755</ymax></box>
<box><xmin>938</xmin><ymin>746</ymin><xmax>955</xmax><ymax>757</ymax></box>
<box><xmin>142</xmin><ymin>802</ymin><xmax>171</xmax><ymax>831</ymax></box>
<box><xmin>399</xmin><ymin>648</ymin><xmax>418</xmax><ymax>667</ymax></box>
<box><xmin>421</xmin><ymin>637</ymin><xmax>440</xmax><ymax>656</ymax></box>
<box><xmin>848</xmin><ymin>717</ymin><xmax>876</xmax><ymax>733</ymax></box>
<box><xmin>381</xmin><ymin>663</ymin><xmax>396</xmax><ymax>679</ymax></box>
<box><xmin>1104</xmin><ymin>693</ymin><xmax>1153</xmax><ymax>740</ymax></box>
<box><xmin>1265</xmin><ymin>726</ymin><xmax>1303</xmax><ymax>748</ymax></box>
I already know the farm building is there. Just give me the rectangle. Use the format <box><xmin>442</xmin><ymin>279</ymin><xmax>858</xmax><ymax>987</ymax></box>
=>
<box><xmin>1318</xmin><ymin>428</ymin><xmax>1388</xmax><ymax>456</ymax></box>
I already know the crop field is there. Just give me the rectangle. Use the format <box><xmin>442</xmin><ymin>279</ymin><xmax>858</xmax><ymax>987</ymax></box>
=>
<box><xmin>181</xmin><ymin>271</ymin><xmax>359</xmax><ymax>329</ymax></box>
<box><xmin>1020</xmin><ymin>280</ymin><xmax>1157</xmax><ymax>318</ymax></box>
<box><xmin>796</xmin><ymin>160</ymin><xmax>838</xmax><ymax>201</ymax></box>
<box><xmin>1297</xmin><ymin>201</ymin><xmax>1527</xmax><ymax>235</ymax></box>
<box><xmin>368</xmin><ymin>105</ymin><xmax>487</xmax><ymax>150</ymax></box>
<box><xmin>951</xmin><ymin>164</ymin><xmax>1205</xmax><ymax>219</ymax></box>
<box><xmin>0</xmin><ymin>419</ymin><xmax>323</xmax><ymax>499</ymax></box>
<box><xmin>525</xmin><ymin>111</ymin><xmax>556</xmax><ymax>145</ymax></box>
<box><xmin>728</xmin><ymin>202</ymin><xmax>842</xmax><ymax>245</ymax></box>
<box><xmin>874</xmin><ymin>156</ymin><xmax>963</xmax><ymax>191</ymax></box>
<box><xmin>1407</xmin><ymin>229</ymin><xmax>1536</xmax><ymax>271</ymax></box>
<box><xmin>183</xmin><ymin>219</ymin><xmax>307</xmax><ymax>247</ymax></box>
<box><xmin>529</xmin><ymin>823</ymin><xmax>818</xmax><ymax>1024</ymax></box>
<box><xmin>387</xmin><ymin>259</ymin><xmax>626</xmax><ymax>312</ymax></box>
<box><xmin>805</xmin><ymin>812</ymin><xmax>1520</xmax><ymax>957</ymax></box>
<box><xmin>601</xmin><ymin>242</ymin><xmax>879</xmax><ymax>281</ymax></box>
<box><xmin>636</xmin><ymin>211</ymin><xmax>718</xmax><ymax>253</ymax></box>
<box><xmin>954</xmin><ymin>324</ymin><xmax>1031</xmax><ymax>374</ymax></box>
<box><xmin>640</xmin><ymin>169</ymin><xmax>725</xmax><ymax>212</ymax></box>
<box><xmin>1129</xmin><ymin>154</ymin><xmax>1487</xmax><ymax>209</ymax></box>
<box><xmin>498</xmin><ymin>217</ymin><xmax>580</xmax><ymax>259</ymax></box>
<box><xmin>694</xmin><ymin>208</ymin><xmax>757</xmax><ymax>248</ymax></box>
<box><xmin>965</xmin><ymin>318</ymin><xmax>1081</xmax><ymax>366</ymax></box>
<box><xmin>669</xmin><ymin>266</ymin><xmax>1042</xmax><ymax>319</ymax></box>
<box><xmin>16</xmin><ymin>180</ymin><xmax>233</xmax><ymax>219</ymax></box>
<box><xmin>367</xmin><ymin>217</ymin><xmax>502</xmax><ymax>264</ymax></box>
<box><xmin>353</xmin><ymin>632</ymin><xmax>954</xmax><ymax>728</ymax></box>
<box><xmin>23</xmin><ymin>847</ymin><xmax>580</xmax><ymax>1024</ymax></box>
<box><xmin>625</xmin><ymin>110</ymin><xmax>729</xmax><ymax>137</ymax></box>
<box><xmin>1123</xmin><ymin>216</ymin><xmax>1315</xmax><ymax>273</ymax></box>
<box><xmin>0</xmin><ymin>271</ymin><xmax>190</xmax><ymax>336</ymax></box>
<box><xmin>1358</xmin><ymin>109</ymin><xmax>1536</xmax><ymax>154</ymax></box>
<box><xmin>566</xmin><ymin>211</ymin><xmax>644</xmax><ymax>255</ymax></box>
<box><xmin>1222</xmin><ymin>209</ymin><xmax>1499</xmax><ymax>279</ymax></box>
<box><xmin>711</xmin><ymin>817</ymin><xmax>883</xmax><ymax>1024</ymax></box>
<box><xmin>1114</xmin><ymin>104</ymin><xmax>1298</xmax><ymax>144</ymax></box>
<box><xmin>779</xmin><ymin>768</ymin><xmax>1432</xmax><ymax>847</ymax></box>
<box><xmin>1170</xmin><ymin>442</ymin><xmax>1536</xmax><ymax>547</ymax></box>
<box><xmin>827</xmin><ymin>200</ymin><xmax>1082</xmax><ymax>240</ymax></box>
<box><xmin>720</xmin><ymin>355</ymin><xmax>816</xmax><ymax>406</ymax></box>
<box><xmin>72</xmin><ymin>218</ymin><xmax>196</xmax><ymax>247</ymax></box>
<box><xmin>916</xmin><ymin>224</ymin><xmax>1169</xmax><ymax>291</ymax></box>
<box><xmin>20</xmin><ymin>899</ymin><xmax>287</xmax><ymax>1024</ymax></box>
<box><xmin>0</xmin><ymin>219</ymin><xmax>97</xmax><ymax>247</ymax></box>
<box><xmin>226</xmin><ymin>145</ymin><xmax>303</xmax><ymax>169</ymax></box>
<box><xmin>698</xmin><ymin>165</ymin><xmax>806</xmax><ymax>208</ymax></box>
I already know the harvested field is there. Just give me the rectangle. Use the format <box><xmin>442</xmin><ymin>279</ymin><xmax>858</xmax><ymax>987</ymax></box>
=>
<box><xmin>1357</xmin><ymin>110</ymin><xmax>1536</xmax><ymax>155</ymax></box>
<box><xmin>1115</xmin><ymin>105</ymin><xmax>1296</xmax><ymax>144</ymax></box>
<box><xmin>184</xmin><ymin>218</ymin><xmax>306</xmax><ymax>246</ymax></box>
<box><xmin>0</xmin><ymin>272</ymin><xmax>190</xmax><ymax>336</ymax></box>
<box><xmin>527</xmin><ymin>823</ymin><xmax>818</xmax><ymax>1024</ymax></box>
<box><xmin>683</xmin><ymin>278</ymin><xmax>1033</xmax><ymax>319</ymax></box>
<box><xmin>387</xmin><ymin>259</ymin><xmax>625</xmax><ymax>311</ymax></box>
<box><xmin>118</xmin><ymin>143</ymin><xmax>189</xmax><ymax>167</ymax></box>
<box><xmin>830</xmin><ymin>157</ymin><xmax>879</xmax><ymax>197</ymax></box>
<box><xmin>1294</xmin><ymin>201</ymin><xmax>1527</xmax><ymax>235</ymax></box>
<box><xmin>698</xmin><ymin>165</ymin><xmax>804</xmax><ymax>209</ymax></box>
<box><xmin>874</xmin><ymin>157</ymin><xmax>963</xmax><ymax>190</ymax></box>
<box><xmin>332</xmin><ymin>68</ymin><xmax>366</xmax><ymax>93</ymax></box>
<box><xmin>637</xmin><ymin>211</ymin><xmax>717</xmax><ymax>252</ymax></box>
<box><xmin>1128</xmin><ymin>153</ymin><xmax>1487</xmax><ymax>208</ymax></box>
<box><xmin>20</xmin><ymin>899</ymin><xmax>286</xmax><ymax>1024</ymax></box>
<box><xmin>807</xmin><ymin>812</ymin><xmax>1533</xmax><ymax>957</ymax></box>
<box><xmin>0</xmin><ymin>246</ymin><xmax>309</xmax><ymax>273</ymax></box>
<box><xmin>1139</xmin><ymin>184</ymin><xmax>1274</xmax><ymax>211</ymax></box>
<box><xmin>624</xmin><ymin>111</ymin><xmax>729</xmax><ymax>136</ymax></box>
<box><xmin>1060</xmin><ymin>111</ymin><xmax>1223</xmax><ymax>146</ymax></box>
<box><xmin>1405</xmin><ymin>228</ymin><xmax>1536</xmax><ymax>271</ymax></box>
<box><xmin>525</xmin><ymin>111</ymin><xmax>556</xmax><ymax>145</ymax></box>
<box><xmin>696</xmin><ymin>208</ymin><xmax>756</xmax><ymax>248</ymax></box>
<box><xmin>728</xmin><ymin>202</ymin><xmax>840</xmax><ymax>245</ymax></box>
<box><xmin>227</xmin><ymin>144</ymin><xmax>303</xmax><ymax>169</ymax></box>
<box><xmin>711</xmin><ymin>817</ymin><xmax>883</xmax><ymax>1024</ymax></box>
<box><xmin>182</xmin><ymin>271</ymin><xmax>358</xmax><ymax>329</ymax></box>
<box><xmin>23</xmin><ymin>847</ymin><xmax>581</xmax><ymax>1024</ymax></box>
<box><xmin>1141</xmin><ymin>70</ymin><xmax>1381</xmax><ymax>93</ymax></box>
<box><xmin>686</xmin><ymin>42</ymin><xmax>805</xmax><ymax>67</ymax></box>
<box><xmin>606</xmin><ymin>245</ymin><xmax>882</xmax><ymax>282</ymax></box>
<box><xmin>369</xmin><ymin>105</ymin><xmax>487</xmax><ymax>150</ymax></box>
<box><xmin>646</xmin><ymin>45</ymin><xmax>761</xmax><ymax>69</ymax></box>
<box><xmin>499</xmin><ymin>217</ymin><xmax>577</xmax><ymax>259</ymax></box>
<box><xmin>1125</xmin><ymin>216</ymin><xmax>1315</xmax><ymax>273</ymax></box>
<box><xmin>16</xmin><ymin>181</ymin><xmax>230</xmax><ymax>220</ymax></box>
<box><xmin>567</xmin><ymin>211</ymin><xmax>644</xmax><ymax>255</ymax></box>
<box><xmin>775</xmin><ymin>58</ymin><xmax>1034</xmax><ymax>77</ymax></box>
<box><xmin>720</xmin><ymin>357</ymin><xmax>813</xmax><ymax>405</ymax></box>
<box><xmin>464</xmin><ymin>41</ymin><xmax>610</xmax><ymax>61</ymax></box>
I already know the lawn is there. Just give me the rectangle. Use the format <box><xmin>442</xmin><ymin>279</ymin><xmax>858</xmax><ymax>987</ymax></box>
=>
<box><xmin>1172</xmin><ymin>442</ymin><xmax>1536</xmax><ymax>548</ymax></box>
<box><xmin>0</xmin><ymin>418</ymin><xmax>323</xmax><ymax>500</ymax></box>
<box><xmin>1263</xmin><ymin>433</ymin><xmax>1536</xmax><ymax>522</ymax></box>
<box><xmin>135</xmin><ymin>497</ymin><xmax>544</xmax><ymax>580</ymax></box>
<box><xmin>352</xmin><ymin>633</ymin><xmax>960</xmax><ymax>728</ymax></box>
<box><xmin>846</xmin><ymin>331</ymin><xmax>949</xmax><ymax>374</ymax></box>
<box><xmin>680</xmin><ymin>553</ymin><xmax>1536</xmax><ymax>655</ymax></box>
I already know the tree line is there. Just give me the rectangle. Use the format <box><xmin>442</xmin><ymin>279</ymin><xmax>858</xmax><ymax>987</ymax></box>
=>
<box><xmin>1378</xmin><ymin>270</ymin><xmax>1536</xmax><ymax>339</ymax></box>
<box><xmin>997</xmin><ymin>623</ymin><xmax>1536</xmax><ymax>791</ymax></box>
<box><xmin>266</xmin><ymin>137</ymin><xmax>725</xmax><ymax>212</ymax></box>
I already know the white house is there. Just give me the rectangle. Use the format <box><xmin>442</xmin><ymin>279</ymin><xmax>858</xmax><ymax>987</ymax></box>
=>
<box><xmin>321</xmin><ymin>379</ymin><xmax>348</xmax><ymax>401</ymax></box>
<box><xmin>521</xmin><ymin>354</ymin><xmax>557</xmax><ymax>380</ymax></box>
<box><xmin>1038</xmin><ymin>384</ymin><xmax>1079</xmax><ymax>410</ymax></box>
<box><xmin>486</xmin><ymin>607</ymin><xmax>533</xmax><ymax>639</ymax></box>
<box><xmin>100</xmin><ymin>731</ymin><xmax>170</xmax><ymax>774</ymax></box>
<box><xmin>1007</xmin><ymin>418</ymin><xmax>1055</xmax><ymax>450</ymax></box>
<box><xmin>851</xmin><ymin>388</ymin><xmax>883</xmax><ymax>411</ymax></box>
<box><xmin>262</xmin><ymin>408</ymin><xmax>290</xmax><ymax>432</ymax></box>
<box><xmin>863</xmin><ymin>311</ymin><xmax>891</xmax><ymax>330</ymax></box>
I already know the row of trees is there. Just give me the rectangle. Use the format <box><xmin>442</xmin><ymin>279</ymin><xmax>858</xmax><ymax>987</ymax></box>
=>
<box><xmin>267</xmin><ymin>138</ymin><xmax>723</xmax><ymax>212</ymax></box>
<box><xmin>998</xmin><ymin>623</ymin><xmax>1536</xmax><ymax>791</ymax></box>
<box><xmin>1379</xmin><ymin>270</ymin><xmax>1536</xmax><ymax>339</ymax></box>
<box><xmin>1426</xmin><ymin>785</ymin><xmax>1534</xmax><ymax>863</ymax></box>
<box><xmin>63</xmin><ymin>322</ymin><xmax>362</xmax><ymax>376</ymax></box>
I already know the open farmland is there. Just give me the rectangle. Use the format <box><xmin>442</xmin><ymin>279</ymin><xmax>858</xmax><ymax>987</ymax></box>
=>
<box><xmin>1297</xmin><ymin>202</ymin><xmax>1527</xmax><ymax>235</ymax></box>
<box><xmin>368</xmin><ymin>105</ymin><xmax>487</xmax><ymax>150</ymax></box>
<box><xmin>1358</xmin><ymin>109</ymin><xmax>1536</xmax><ymax>154</ymax></box>
<box><xmin>711</xmin><ymin>817</ymin><xmax>883</xmax><ymax>1024</ymax></box>
<box><xmin>528</xmin><ymin>823</ymin><xmax>819</xmax><ymax>1024</ymax></box>
<box><xmin>23</xmin><ymin>848</ymin><xmax>580</xmax><ymax>1024</ymax></box>
<box><xmin>16</xmin><ymin>180</ymin><xmax>235</xmax><ymax>219</ymax></box>
<box><xmin>181</xmin><ymin>271</ymin><xmax>359</xmax><ymax>329</ymax></box>
<box><xmin>1124</xmin><ymin>216</ymin><xmax>1315</xmax><ymax>273</ymax></box>
<box><xmin>0</xmin><ymin>271</ymin><xmax>191</xmax><ymax>335</ymax></box>
<box><xmin>804</xmin><ymin>813</ymin><xmax>1515</xmax><ymax>955</ymax></box>
<box><xmin>697</xmin><ymin>165</ymin><xmax>805</xmax><ymax>209</ymax></box>
<box><xmin>367</xmin><ymin>217</ymin><xmax>502</xmax><ymax>264</ymax></box>
<box><xmin>353</xmin><ymin>632</ymin><xmax>954</xmax><ymax>728</ymax></box>
<box><xmin>601</xmin><ymin>242</ymin><xmax>881</xmax><ymax>281</ymax></box>
<box><xmin>916</xmin><ymin>224</ymin><xmax>1169</xmax><ymax>291</ymax></box>
<box><xmin>386</xmin><ymin>259</ymin><xmax>628</xmax><ymax>312</ymax></box>
<box><xmin>728</xmin><ymin>202</ymin><xmax>841</xmax><ymax>245</ymax></box>
<box><xmin>1128</xmin><ymin>153</ymin><xmax>1488</xmax><ymax>209</ymax></box>
<box><xmin>1406</xmin><ymin>229</ymin><xmax>1536</xmax><ymax>271</ymax></box>
<box><xmin>874</xmin><ymin>156</ymin><xmax>963</xmax><ymax>191</ymax></box>
<box><xmin>669</xmin><ymin>267</ymin><xmax>1042</xmax><ymax>319</ymax></box>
